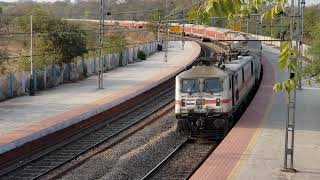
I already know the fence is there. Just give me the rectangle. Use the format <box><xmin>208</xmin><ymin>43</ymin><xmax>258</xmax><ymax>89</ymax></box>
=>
<box><xmin>0</xmin><ymin>42</ymin><xmax>157</xmax><ymax>101</ymax></box>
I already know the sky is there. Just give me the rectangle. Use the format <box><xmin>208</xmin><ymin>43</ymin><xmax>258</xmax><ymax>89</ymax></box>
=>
<box><xmin>0</xmin><ymin>0</ymin><xmax>320</xmax><ymax>6</ymax></box>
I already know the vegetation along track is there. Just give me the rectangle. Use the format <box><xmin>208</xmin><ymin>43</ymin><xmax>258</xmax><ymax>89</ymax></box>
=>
<box><xmin>141</xmin><ymin>139</ymin><xmax>217</xmax><ymax>180</ymax></box>
<box><xmin>0</xmin><ymin>40</ymin><xmax>217</xmax><ymax>180</ymax></box>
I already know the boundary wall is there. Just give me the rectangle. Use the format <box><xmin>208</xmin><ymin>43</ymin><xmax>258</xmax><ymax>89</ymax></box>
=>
<box><xmin>0</xmin><ymin>42</ymin><xmax>157</xmax><ymax>101</ymax></box>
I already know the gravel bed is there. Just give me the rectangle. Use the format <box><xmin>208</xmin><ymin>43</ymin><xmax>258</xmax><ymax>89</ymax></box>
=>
<box><xmin>58</xmin><ymin>110</ymin><xmax>185</xmax><ymax>180</ymax></box>
<box><xmin>148</xmin><ymin>143</ymin><xmax>214</xmax><ymax>179</ymax></box>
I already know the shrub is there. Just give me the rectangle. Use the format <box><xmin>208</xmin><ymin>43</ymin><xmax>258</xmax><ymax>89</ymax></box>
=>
<box><xmin>137</xmin><ymin>50</ymin><xmax>146</xmax><ymax>60</ymax></box>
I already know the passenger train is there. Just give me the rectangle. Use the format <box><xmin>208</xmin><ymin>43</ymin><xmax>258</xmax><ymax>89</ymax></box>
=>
<box><xmin>68</xmin><ymin>19</ymin><xmax>263</xmax><ymax>139</ymax></box>
<box><xmin>175</xmin><ymin>33</ymin><xmax>262</xmax><ymax>139</ymax></box>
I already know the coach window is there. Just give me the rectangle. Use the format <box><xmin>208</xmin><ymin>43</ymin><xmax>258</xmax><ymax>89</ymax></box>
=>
<box><xmin>251</xmin><ymin>62</ymin><xmax>254</xmax><ymax>75</ymax></box>
<box><xmin>234</xmin><ymin>74</ymin><xmax>238</xmax><ymax>87</ymax></box>
<box><xmin>229</xmin><ymin>77</ymin><xmax>232</xmax><ymax>90</ymax></box>
<box><xmin>242</xmin><ymin>68</ymin><xmax>244</xmax><ymax>83</ymax></box>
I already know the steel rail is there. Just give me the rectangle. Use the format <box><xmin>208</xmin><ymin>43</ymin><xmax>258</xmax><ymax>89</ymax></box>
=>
<box><xmin>0</xmin><ymin>86</ymin><xmax>175</xmax><ymax>180</ymax></box>
<box><xmin>140</xmin><ymin>139</ymin><xmax>217</xmax><ymax>180</ymax></box>
<box><xmin>0</xmin><ymin>39</ymin><xmax>214</xmax><ymax>180</ymax></box>
<box><xmin>140</xmin><ymin>139</ymin><xmax>189</xmax><ymax>180</ymax></box>
<box><xmin>0</xmin><ymin>38</ymin><xmax>216</xmax><ymax>180</ymax></box>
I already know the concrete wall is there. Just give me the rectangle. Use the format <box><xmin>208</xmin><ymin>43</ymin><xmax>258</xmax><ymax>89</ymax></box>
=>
<box><xmin>0</xmin><ymin>42</ymin><xmax>157</xmax><ymax>101</ymax></box>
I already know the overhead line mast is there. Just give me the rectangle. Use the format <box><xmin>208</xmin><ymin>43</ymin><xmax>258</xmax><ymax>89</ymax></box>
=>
<box><xmin>98</xmin><ymin>0</ymin><xmax>105</xmax><ymax>89</ymax></box>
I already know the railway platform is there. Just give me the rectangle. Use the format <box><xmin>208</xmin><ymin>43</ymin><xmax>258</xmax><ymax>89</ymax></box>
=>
<box><xmin>0</xmin><ymin>41</ymin><xmax>200</xmax><ymax>157</ymax></box>
<box><xmin>191</xmin><ymin>45</ymin><xmax>320</xmax><ymax>180</ymax></box>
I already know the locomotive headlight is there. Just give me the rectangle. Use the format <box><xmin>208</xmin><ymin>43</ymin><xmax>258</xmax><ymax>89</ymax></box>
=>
<box><xmin>216</xmin><ymin>98</ymin><xmax>221</xmax><ymax>106</ymax></box>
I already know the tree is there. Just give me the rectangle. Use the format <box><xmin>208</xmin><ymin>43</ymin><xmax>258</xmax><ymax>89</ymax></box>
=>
<box><xmin>194</xmin><ymin>0</ymin><xmax>302</xmax><ymax>92</ymax></box>
<box><xmin>15</xmin><ymin>7</ymin><xmax>87</xmax><ymax>70</ymax></box>
<box><xmin>146</xmin><ymin>10</ymin><xmax>162</xmax><ymax>41</ymax></box>
<box><xmin>0</xmin><ymin>6</ymin><xmax>9</xmax><ymax>75</ymax></box>
<box><xmin>0</xmin><ymin>49</ymin><xmax>8</xmax><ymax>75</ymax></box>
<box><xmin>303</xmin><ymin>6</ymin><xmax>320</xmax><ymax>44</ymax></box>
<box><xmin>102</xmin><ymin>32</ymin><xmax>127</xmax><ymax>55</ymax></box>
<box><xmin>302</xmin><ymin>23</ymin><xmax>320</xmax><ymax>85</ymax></box>
<box><xmin>187</xmin><ymin>7</ymin><xmax>211</xmax><ymax>24</ymax></box>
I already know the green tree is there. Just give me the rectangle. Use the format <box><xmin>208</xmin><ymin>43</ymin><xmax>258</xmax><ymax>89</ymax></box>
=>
<box><xmin>15</xmin><ymin>7</ymin><xmax>87</xmax><ymax>70</ymax></box>
<box><xmin>302</xmin><ymin>23</ymin><xmax>320</xmax><ymax>85</ymax></box>
<box><xmin>0</xmin><ymin>6</ymin><xmax>9</xmax><ymax>75</ymax></box>
<box><xmin>303</xmin><ymin>6</ymin><xmax>320</xmax><ymax>43</ymax></box>
<box><xmin>102</xmin><ymin>32</ymin><xmax>127</xmax><ymax>55</ymax></box>
<box><xmin>187</xmin><ymin>7</ymin><xmax>211</xmax><ymax>24</ymax></box>
<box><xmin>146</xmin><ymin>10</ymin><xmax>162</xmax><ymax>41</ymax></box>
<box><xmin>0</xmin><ymin>49</ymin><xmax>8</xmax><ymax>75</ymax></box>
<box><xmin>195</xmin><ymin>0</ymin><xmax>302</xmax><ymax>92</ymax></box>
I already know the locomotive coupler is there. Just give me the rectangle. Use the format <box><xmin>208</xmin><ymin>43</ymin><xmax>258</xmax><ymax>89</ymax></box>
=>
<box><xmin>196</xmin><ymin>116</ymin><xmax>205</xmax><ymax>130</ymax></box>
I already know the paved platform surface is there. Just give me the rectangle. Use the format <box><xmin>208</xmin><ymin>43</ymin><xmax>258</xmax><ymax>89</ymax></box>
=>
<box><xmin>191</xmin><ymin>45</ymin><xmax>320</xmax><ymax>180</ymax></box>
<box><xmin>0</xmin><ymin>41</ymin><xmax>201</xmax><ymax>154</ymax></box>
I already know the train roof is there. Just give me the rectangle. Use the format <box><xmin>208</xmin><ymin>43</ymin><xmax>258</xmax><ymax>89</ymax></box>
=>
<box><xmin>177</xmin><ymin>66</ymin><xmax>229</xmax><ymax>79</ymax></box>
<box><xmin>224</xmin><ymin>56</ymin><xmax>253</xmax><ymax>71</ymax></box>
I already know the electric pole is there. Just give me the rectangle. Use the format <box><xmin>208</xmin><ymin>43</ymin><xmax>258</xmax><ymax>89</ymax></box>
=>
<box><xmin>180</xmin><ymin>10</ymin><xmax>185</xmax><ymax>50</ymax></box>
<box><xmin>164</xmin><ymin>0</ymin><xmax>168</xmax><ymax>62</ymax></box>
<box><xmin>283</xmin><ymin>0</ymin><xmax>298</xmax><ymax>172</ymax></box>
<box><xmin>298</xmin><ymin>0</ymin><xmax>305</xmax><ymax>89</ymax></box>
<box><xmin>98</xmin><ymin>0</ymin><xmax>105</xmax><ymax>89</ymax></box>
<box><xmin>29</xmin><ymin>15</ymin><xmax>35</xmax><ymax>96</ymax></box>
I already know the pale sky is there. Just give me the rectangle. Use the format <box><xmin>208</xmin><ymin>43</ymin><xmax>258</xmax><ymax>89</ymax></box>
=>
<box><xmin>1</xmin><ymin>0</ymin><xmax>320</xmax><ymax>5</ymax></box>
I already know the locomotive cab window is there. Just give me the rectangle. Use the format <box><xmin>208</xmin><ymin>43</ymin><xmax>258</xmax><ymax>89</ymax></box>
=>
<box><xmin>203</xmin><ymin>79</ymin><xmax>223</xmax><ymax>93</ymax></box>
<box><xmin>182</xmin><ymin>79</ymin><xmax>199</xmax><ymax>93</ymax></box>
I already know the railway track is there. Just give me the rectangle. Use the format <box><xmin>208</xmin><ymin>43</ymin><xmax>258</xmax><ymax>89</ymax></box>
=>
<box><xmin>141</xmin><ymin>139</ymin><xmax>217</xmax><ymax>180</ymax></box>
<box><xmin>0</xmin><ymin>40</ymin><xmax>216</xmax><ymax>180</ymax></box>
<box><xmin>0</xmin><ymin>86</ymin><xmax>175</xmax><ymax>180</ymax></box>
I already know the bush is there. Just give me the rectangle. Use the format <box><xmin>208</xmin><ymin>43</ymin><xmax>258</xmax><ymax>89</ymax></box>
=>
<box><xmin>15</xmin><ymin>7</ymin><xmax>87</xmax><ymax>68</ymax></box>
<box><xmin>137</xmin><ymin>50</ymin><xmax>146</xmax><ymax>60</ymax></box>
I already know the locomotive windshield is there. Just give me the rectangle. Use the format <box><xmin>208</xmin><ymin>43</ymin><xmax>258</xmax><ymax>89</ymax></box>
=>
<box><xmin>182</xmin><ymin>79</ymin><xmax>199</xmax><ymax>93</ymax></box>
<box><xmin>204</xmin><ymin>79</ymin><xmax>223</xmax><ymax>93</ymax></box>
